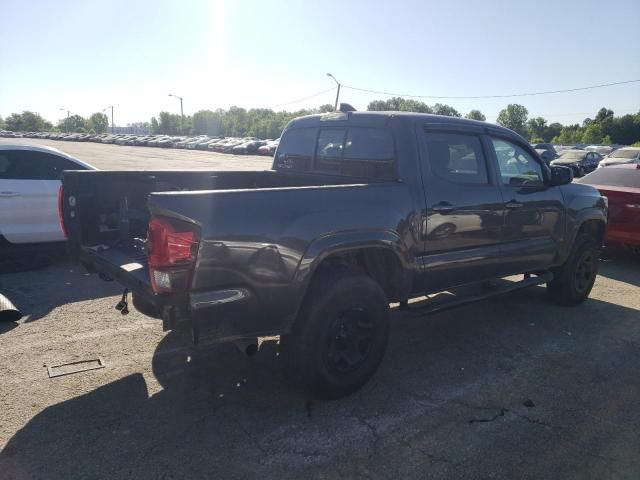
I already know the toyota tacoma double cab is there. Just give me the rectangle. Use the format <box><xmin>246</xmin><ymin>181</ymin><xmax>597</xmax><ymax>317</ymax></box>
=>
<box><xmin>61</xmin><ymin>111</ymin><xmax>607</xmax><ymax>399</ymax></box>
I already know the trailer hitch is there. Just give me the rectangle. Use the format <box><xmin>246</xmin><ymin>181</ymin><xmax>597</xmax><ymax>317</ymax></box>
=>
<box><xmin>115</xmin><ymin>288</ymin><xmax>129</xmax><ymax>315</ymax></box>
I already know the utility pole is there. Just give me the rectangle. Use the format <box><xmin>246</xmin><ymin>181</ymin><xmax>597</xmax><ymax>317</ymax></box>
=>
<box><xmin>326</xmin><ymin>73</ymin><xmax>341</xmax><ymax>111</ymax></box>
<box><xmin>103</xmin><ymin>106</ymin><xmax>114</xmax><ymax>134</ymax></box>
<box><xmin>59</xmin><ymin>108</ymin><xmax>70</xmax><ymax>132</ymax></box>
<box><xmin>168</xmin><ymin>94</ymin><xmax>184</xmax><ymax>134</ymax></box>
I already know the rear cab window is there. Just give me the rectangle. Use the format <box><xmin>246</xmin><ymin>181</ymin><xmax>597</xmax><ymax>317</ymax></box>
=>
<box><xmin>275</xmin><ymin>126</ymin><xmax>396</xmax><ymax>179</ymax></box>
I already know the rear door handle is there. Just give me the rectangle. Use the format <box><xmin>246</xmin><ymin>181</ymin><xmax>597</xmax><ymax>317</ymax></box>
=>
<box><xmin>505</xmin><ymin>201</ymin><xmax>523</xmax><ymax>209</ymax></box>
<box><xmin>432</xmin><ymin>202</ymin><xmax>456</xmax><ymax>213</ymax></box>
<box><xmin>0</xmin><ymin>192</ymin><xmax>19</xmax><ymax>197</ymax></box>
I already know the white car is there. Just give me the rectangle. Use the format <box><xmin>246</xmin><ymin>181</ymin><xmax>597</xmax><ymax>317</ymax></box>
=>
<box><xmin>0</xmin><ymin>144</ymin><xmax>95</xmax><ymax>245</ymax></box>
<box><xmin>598</xmin><ymin>147</ymin><xmax>640</xmax><ymax>168</ymax></box>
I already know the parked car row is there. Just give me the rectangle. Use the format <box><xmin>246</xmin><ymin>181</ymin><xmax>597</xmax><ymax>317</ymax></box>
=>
<box><xmin>0</xmin><ymin>130</ymin><xmax>280</xmax><ymax>156</ymax></box>
<box><xmin>530</xmin><ymin>142</ymin><xmax>640</xmax><ymax>177</ymax></box>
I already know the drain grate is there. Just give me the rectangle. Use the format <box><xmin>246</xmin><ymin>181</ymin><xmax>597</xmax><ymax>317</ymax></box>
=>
<box><xmin>47</xmin><ymin>357</ymin><xmax>105</xmax><ymax>378</ymax></box>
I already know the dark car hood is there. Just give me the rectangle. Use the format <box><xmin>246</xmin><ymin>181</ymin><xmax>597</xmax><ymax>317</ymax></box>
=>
<box><xmin>552</xmin><ymin>158</ymin><xmax>582</xmax><ymax>165</ymax></box>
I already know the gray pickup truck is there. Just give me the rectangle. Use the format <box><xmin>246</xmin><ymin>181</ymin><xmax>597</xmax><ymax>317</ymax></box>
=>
<box><xmin>62</xmin><ymin>111</ymin><xmax>607</xmax><ymax>399</ymax></box>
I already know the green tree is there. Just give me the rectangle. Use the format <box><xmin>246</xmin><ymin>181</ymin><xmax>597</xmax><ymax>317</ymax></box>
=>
<box><xmin>609</xmin><ymin>114</ymin><xmax>640</xmax><ymax>145</ymax></box>
<box><xmin>432</xmin><ymin>103</ymin><xmax>461</xmax><ymax>117</ymax></box>
<box><xmin>156</xmin><ymin>112</ymin><xmax>182</xmax><ymax>135</ymax></box>
<box><xmin>402</xmin><ymin>99</ymin><xmax>433</xmax><ymax>113</ymax></box>
<box><xmin>551</xmin><ymin>125</ymin><xmax>583</xmax><ymax>144</ymax></box>
<box><xmin>151</xmin><ymin>117</ymin><xmax>159</xmax><ymax>133</ymax></box>
<box><xmin>581</xmin><ymin>123</ymin><xmax>605</xmax><ymax>144</ymax></box>
<box><xmin>496</xmin><ymin>104</ymin><xmax>529</xmax><ymax>138</ymax></box>
<box><xmin>88</xmin><ymin>112</ymin><xmax>109</xmax><ymax>134</ymax></box>
<box><xmin>0</xmin><ymin>115</ymin><xmax>4</xmax><ymax>129</ymax></box>
<box><xmin>192</xmin><ymin>110</ymin><xmax>223</xmax><ymax>136</ymax></box>
<box><xmin>367</xmin><ymin>97</ymin><xmax>432</xmax><ymax>113</ymax></box>
<box><xmin>318</xmin><ymin>104</ymin><xmax>334</xmax><ymax>113</ymax></box>
<box><xmin>4</xmin><ymin>111</ymin><xmax>47</xmax><ymax>131</ymax></box>
<box><xmin>465</xmin><ymin>110</ymin><xmax>486</xmax><ymax>121</ymax></box>
<box><xmin>595</xmin><ymin>108</ymin><xmax>614</xmax><ymax>123</ymax></box>
<box><xmin>546</xmin><ymin>123</ymin><xmax>563</xmax><ymax>143</ymax></box>
<box><xmin>58</xmin><ymin>114</ymin><xmax>86</xmax><ymax>133</ymax></box>
<box><xmin>4</xmin><ymin>113</ymin><xmax>23</xmax><ymax>131</ymax></box>
<box><xmin>527</xmin><ymin>117</ymin><xmax>547</xmax><ymax>141</ymax></box>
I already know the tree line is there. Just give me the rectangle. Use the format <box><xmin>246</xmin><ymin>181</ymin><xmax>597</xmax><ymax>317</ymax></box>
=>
<box><xmin>2</xmin><ymin>102</ymin><xmax>639</xmax><ymax>146</ymax></box>
<box><xmin>0</xmin><ymin>111</ymin><xmax>109</xmax><ymax>134</ymax></box>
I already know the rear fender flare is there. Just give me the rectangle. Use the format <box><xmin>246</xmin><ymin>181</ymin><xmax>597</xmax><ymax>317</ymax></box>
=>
<box><xmin>288</xmin><ymin>229</ymin><xmax>413</xmax><ymax>327</ymax></box>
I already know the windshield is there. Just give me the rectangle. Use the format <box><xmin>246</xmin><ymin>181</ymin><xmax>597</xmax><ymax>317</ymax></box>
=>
<box><xmin>557</xmin><ymin>151</ymin><xmax>585</xmax><ymax>160</ymax></box>
<box><xmin>609</xmin><ymin>149</ymin><xmax>639</xmax><ymax>159</ymax></box>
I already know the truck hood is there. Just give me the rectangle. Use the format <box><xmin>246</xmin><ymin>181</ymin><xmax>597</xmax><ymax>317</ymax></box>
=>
<box><xmin>560</xmin><ymin>181</ymin><xmax>602</xmax><ymax>199</ymax></box>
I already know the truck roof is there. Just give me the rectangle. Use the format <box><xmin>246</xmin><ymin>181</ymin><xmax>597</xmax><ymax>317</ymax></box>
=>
<box><xmin>287</xmin><ymin>111</ymin><xmax>525</xmax><ymax>143</ymax></box>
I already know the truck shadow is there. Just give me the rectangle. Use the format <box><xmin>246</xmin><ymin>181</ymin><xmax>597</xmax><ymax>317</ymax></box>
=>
<box><xmin>598</xmin><ymin>247</ymin><xmax>640</xmax><ymax>288</ymax></box>
<box><xmin>0</xmin><ymin>256</ymin><xmax>121</xmax><ymax>324</ymax></box>
<box><xmin>2</xmin><ymin>286</ymin><xmax>639</xmax><ymax>479</ymax></box>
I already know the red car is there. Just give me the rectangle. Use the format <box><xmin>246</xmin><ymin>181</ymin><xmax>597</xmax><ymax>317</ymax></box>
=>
<box><xmin>577</xmin><ymin>164</ymin><xmax>640</xmax><ymax>251</ymax></box>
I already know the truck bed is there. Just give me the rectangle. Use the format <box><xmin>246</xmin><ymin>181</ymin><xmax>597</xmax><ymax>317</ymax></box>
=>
<box><xmin>62</xmin><ymin>169</ymin><xmax>374</xmax><ymax>251</ymax></box>
<box><xmin>61</xmin><ymin>169</ymin><xmax>397</xmax><ymax>324</ymax></box>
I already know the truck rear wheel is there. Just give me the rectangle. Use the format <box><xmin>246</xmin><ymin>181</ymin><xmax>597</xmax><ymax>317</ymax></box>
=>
<box><xmin>547</xmin><ymin>233</ymin><xmax>599</xmax><ymax>306</ymax></box>
<box><xmin>281</xmin><ymin>274</ymin><xmax>390</xmax><ymax>400</ymax></box>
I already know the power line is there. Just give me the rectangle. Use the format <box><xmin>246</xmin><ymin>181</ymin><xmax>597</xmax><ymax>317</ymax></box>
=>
<box><xmin>531</xmin><ymin>108</ymin><xmax>639</xmax><ymax>118</ymax></box>
<box><xmin>342</xmin><ymin>79</ymin><xmax>640</xmax><ymax>100</ymax></box>
<box><xmin>270</xmin><ymin>87</ymin><xmax>335</xmax><ymax>108</ymax></box>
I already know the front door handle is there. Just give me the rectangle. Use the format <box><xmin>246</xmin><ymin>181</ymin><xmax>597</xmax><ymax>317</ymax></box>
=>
<box><xmin>432</xmin><ymin>202</ymin><xmax>456</xmax><ymax>213</ymax></box>
<box><xmin>505</xmin><ymin>200</ymin><xmax>523</xmax><ymax>209</ymax></box>
<box><xmin>0</xmin><ymin>192</ymin><xmax>19</xmax><ymax>197</ymax></box>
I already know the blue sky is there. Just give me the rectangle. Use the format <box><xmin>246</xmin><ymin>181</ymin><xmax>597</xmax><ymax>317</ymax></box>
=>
<box><xmin>1</xmin><ymin>0</ymin><xmax>639</xmax><ymax>126</ymax></box>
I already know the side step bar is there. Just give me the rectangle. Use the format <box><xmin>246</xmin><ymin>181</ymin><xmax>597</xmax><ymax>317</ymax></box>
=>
<box><xmin>402</xmin><ymin>272</ymin><xmax>554</xmax><ymax>317</ymax></box>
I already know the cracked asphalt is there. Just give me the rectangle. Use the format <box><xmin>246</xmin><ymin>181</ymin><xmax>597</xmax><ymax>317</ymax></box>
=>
<box><xmin>0</xmin><ymin>140</ymin><xmax>639</xmax><ymax>479</ymax></box>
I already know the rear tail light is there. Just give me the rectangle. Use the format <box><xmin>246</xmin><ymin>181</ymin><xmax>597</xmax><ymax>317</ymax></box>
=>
<box><xmin>58</xmin><ymin>185</ymin><xmax>67</xmax><ymax>239</ymax></box>
<box><xmin>148</xmin><ymin>216</ymin><xmax>200</xmax><ymax>294</ymax></box>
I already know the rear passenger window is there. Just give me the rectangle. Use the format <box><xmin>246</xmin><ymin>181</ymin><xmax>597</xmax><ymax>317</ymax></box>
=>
<box><xmin>425</xmin><ymin>132</ymin><xmax>488</xmax><ymax>184</ymax></box>
<box><xmin>345</xmin><ymin>128</ymin><xmax>394</xmax><ymax>161</ymax></box>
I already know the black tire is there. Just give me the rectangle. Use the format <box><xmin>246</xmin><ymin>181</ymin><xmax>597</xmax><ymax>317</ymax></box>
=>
<box><xmin>547</xmin><ymin>233</ymin><xmax>600</xmax><ymax>306</ymax></box>
<box><xmin>281</xmin><ymin>274</ymin><xmax>390</xmax><ymax>400</ymax></box>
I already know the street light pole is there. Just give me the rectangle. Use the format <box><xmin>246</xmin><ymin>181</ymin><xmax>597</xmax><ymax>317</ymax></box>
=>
<box><xmin>59</xmin><ymin>108</ymin><xmax>70</xmax><ymax>132</ymax></box>
<box><xmin>168</xmin><ymin>94</ymin><xmax>184</xmax><ymax>134</ymax></box>
<box><xmin>326</xmin><ymin>73</ymin><xmax>341</xmax><ymax>111</ymax></box>
<box><xmin>103</xmin><ymin>106</ymin><xmax>114</xmax><ymax>134</ymax></box>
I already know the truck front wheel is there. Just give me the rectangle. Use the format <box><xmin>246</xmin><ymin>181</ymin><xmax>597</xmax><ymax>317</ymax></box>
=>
<box><xmin>281</xmin><ymin>275</ymin><xmax>390</xmax><ymax>400</ymax></box>
<box><xmin>547</xmin><ymin>233</ymin><xmax>600</xmax><ymax>306</ymax></box>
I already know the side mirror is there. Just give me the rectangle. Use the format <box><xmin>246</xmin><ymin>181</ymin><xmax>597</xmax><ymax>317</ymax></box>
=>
<box><xmin>550</xmin><ymin>165</ymin><xmax>573</xmax><ymax>185</ymax></box>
